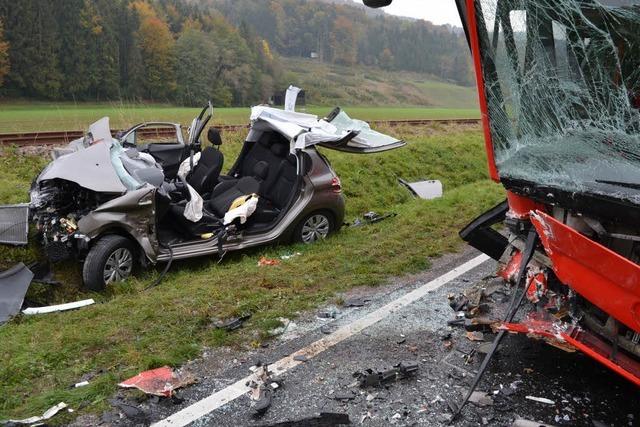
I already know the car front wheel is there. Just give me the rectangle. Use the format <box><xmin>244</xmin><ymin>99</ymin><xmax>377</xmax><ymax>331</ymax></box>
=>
<box><xmin>294</xmin><ymin>211</ymin><xmax>335</xmax><ymax>244</ymax></box>
<box><xmin>82</xmin><ymin>235</ymin><xmax>135</xmax><ymax>291</ymax></box>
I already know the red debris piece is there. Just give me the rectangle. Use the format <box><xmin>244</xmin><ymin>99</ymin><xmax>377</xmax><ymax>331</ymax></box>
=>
<box><xmin>258</xmin><ymin>256</ymin><xmax>280</xmax><ymax>267</ymax></box>
<box><xmin>118</xmin><ymin>366</ymin><xmax>194</xmax><ymax>397</ymax></box>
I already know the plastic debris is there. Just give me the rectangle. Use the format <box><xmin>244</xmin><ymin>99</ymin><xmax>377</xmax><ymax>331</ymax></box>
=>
<box><xmin>468</xmin><ymin>391</ymin><xmax>494</xmax><ymax>407</ymax></box>
<box><xmin>22</xmin><ymin>299</ymin><xmax>95</xmax><ymax>315</ymax></box>
<box><xmin>354</xmin><ymin>361</ymin><xmax>419</xmax><ymax>388</ymax></box>
<box><xmin>212</xmin><ymin>313</ymin><xmax>251</xmax><ymax>331</ymax></box>
<box><xmin>525</xmin><ymin>395</ymin><xmax>555</xmax><ymax>405</ymax></box>
<box><xmin>258</xmin><ymin>256</ymin><xmax>280</xmax><ymax>267</ymax></box>
<box><xmin>3</xmin><ymin>402</ymin><xmax>67</xmax><ymax>425</ymax></box>
<box><xmin>398</xmin><ymin>178</ymin><xmax>443</xmax><ymax>200</ymax></box>
<box><xmin>118</xmin><ymin>366</ymin><xmax>195</xmax><ymax>397</ymax></box>
<box><xmin>350</xmin><ymin>211</ymin><xmax>397</xmax><ymax>227</ymax></box>
<box><xmin>0</xmin><ymin>263</ymin><xmax>33</xmax><ymax>324</ymax></box>
<box><xmin>280</xmin><ymin>252</ymin><xmax>302</xmax><ymax>260</ymax></box>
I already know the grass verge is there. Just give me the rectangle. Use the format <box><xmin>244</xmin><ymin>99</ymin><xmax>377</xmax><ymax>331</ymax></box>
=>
<box><xmin>0</xmin><ymin>125</ymin><xmax>503</xmax><ymax>422</ymax></box>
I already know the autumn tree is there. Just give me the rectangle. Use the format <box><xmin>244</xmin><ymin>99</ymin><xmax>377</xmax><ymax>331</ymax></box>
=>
<box><xmin>132</xmin><ymin>1</ymin><xmax>176</xmax><ymax>100</ymax></box>
<box><xmin>0</xmin><ymin>19</ymin><xmax>8</xmax><ymax>87</ymax></box>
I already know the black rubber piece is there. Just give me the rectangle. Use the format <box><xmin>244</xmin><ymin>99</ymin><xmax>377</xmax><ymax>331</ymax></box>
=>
<box><xmin>82</xmin><ymin>235</ymin><xmax>135</xmax><ymax>291</ymax></box>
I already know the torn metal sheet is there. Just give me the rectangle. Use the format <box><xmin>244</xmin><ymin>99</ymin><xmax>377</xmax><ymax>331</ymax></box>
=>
<box><xmin>0</xmin><ymin>263</ymin><xmax>33</xmax><ymax>324</ymax></box>
<box><xmin>118</xmin><ymin>366</ymin><xmax>195</xmax><ymax>397</ymax></box>
<box><xmin>0</xmin><ymin>204</ymin><xmax>29</xmax><ymax>245</ymax></box>
<box><xmin>22</xmin><ymin>299</ymin><xmax>95</xmax><ymax>315</ymax></box>
<box><xmin>3</xmin><ymin>402</ymin><xmax>67</xmax><ymax>425</ymax></box>
<box><xmin>398</xmin><ymin>179</ymin><xmax>443</xmax><ymax>200</ymax></box>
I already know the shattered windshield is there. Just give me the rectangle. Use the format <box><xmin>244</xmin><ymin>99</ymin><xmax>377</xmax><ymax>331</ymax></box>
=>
<box><xmin>475</xmin><ymin>0</ymin><xmax>640</xmax><ymax>204</ymax></box>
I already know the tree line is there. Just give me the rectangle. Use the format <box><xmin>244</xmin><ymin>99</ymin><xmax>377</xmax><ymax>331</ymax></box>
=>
<box><xmin>0</xmin><ymin>0</ymin><xmax>473</xmax><ymax>106</ymax></box>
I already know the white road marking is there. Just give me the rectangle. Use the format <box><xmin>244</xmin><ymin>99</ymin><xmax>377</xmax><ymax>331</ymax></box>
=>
<box><xmin>153</xmin><ymin>254</ymin><xmax>490</xmax><ymax>427</ymax></box>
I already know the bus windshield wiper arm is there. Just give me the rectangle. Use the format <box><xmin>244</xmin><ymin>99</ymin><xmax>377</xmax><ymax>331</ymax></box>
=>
<box><xmin>596</xmin><ymin>179</ymin><xmax>640</xmax><ymax>190</ymax></box>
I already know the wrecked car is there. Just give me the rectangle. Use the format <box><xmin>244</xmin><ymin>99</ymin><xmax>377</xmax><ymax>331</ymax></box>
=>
<box><xmin>364</xmin><ymin>0</ymin><xmax>640</xmax><ymax>387</ymax></box>
<box><xmin>26</xmin><ymin>104</ymin><xmax>404</xmax><ymax>290</ymax></box>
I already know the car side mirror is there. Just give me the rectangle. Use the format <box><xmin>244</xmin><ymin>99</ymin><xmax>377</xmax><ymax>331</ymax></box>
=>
<box><xmin>207</xmin><ymin>128</ymin><xmax>222</xmax><ymax>146</ymax></box>
<box><xmin>363</xmin><ymin>0</ymin><xmax>392</xmax><ymax>7</ymax></box>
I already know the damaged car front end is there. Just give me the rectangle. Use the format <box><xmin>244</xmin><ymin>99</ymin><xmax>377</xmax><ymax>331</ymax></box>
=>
<box><xmin>29</xmin><ymin>117</ymin><xmax>165</xmax><ymax>288</ymax></box>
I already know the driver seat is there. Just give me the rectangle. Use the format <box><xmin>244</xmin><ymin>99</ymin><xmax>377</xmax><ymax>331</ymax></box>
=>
<box><xmin>187</xmin><ymin>128</ymin><xmax>224</xmax><ymax>195</ymax></box>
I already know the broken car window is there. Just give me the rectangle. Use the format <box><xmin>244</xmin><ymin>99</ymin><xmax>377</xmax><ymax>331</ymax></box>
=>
<box><xmin>476</xmin><ymin>0</ymin><xmax>640</xmax><ymax>204</ymax></box>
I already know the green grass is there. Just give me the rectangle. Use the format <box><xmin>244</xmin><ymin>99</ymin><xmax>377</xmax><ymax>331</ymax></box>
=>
<box><xmin>0</xmin><ymin>101</ymin><xmax>479</xmax><ymax>133</ymax></box>
<box><xmin>0</xmin><ymin>125</ymin><xmax>503</xmax><ymax>422</ymax></box>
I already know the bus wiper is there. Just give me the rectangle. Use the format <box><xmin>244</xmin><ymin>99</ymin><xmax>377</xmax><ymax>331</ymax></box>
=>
<box><xmin>596</xmin><ymin>179</ymin><xmax>640</xmax><ymax>190</ymax></box>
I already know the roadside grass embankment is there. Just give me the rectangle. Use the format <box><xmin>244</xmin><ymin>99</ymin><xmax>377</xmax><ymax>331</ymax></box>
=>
<box><xmin>0</xmin><ymin>124</ymin><xmax>503</xmax><ymax>422</ymax></box>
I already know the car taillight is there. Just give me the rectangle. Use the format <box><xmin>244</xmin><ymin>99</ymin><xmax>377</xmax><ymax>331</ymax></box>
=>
<box><xmin>331</xmin><ymin>177</ymin><xmax>342</xmax><ymax>193</ymax></box>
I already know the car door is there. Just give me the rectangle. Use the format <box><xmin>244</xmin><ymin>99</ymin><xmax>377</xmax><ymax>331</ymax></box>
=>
<box><xmin>318</xmin><ymin>108</ymin><xmax>406</xmax><ymax>153</ymax></box>
<box><xmin>120</xmin><ymin>122</ymin><xmax>187</xmax><ymax>179</ymax></box>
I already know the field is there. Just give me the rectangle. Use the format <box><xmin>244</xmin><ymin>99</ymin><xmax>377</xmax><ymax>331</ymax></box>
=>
<box><xmin>0</xmin><ymin>58</ymin><xmax>480</xmax><ymax>134</ymax></box>
<box><xmin>0</xmin><ymin>103</ymin><xmax>480</xmax><ymax>134</ymax></box>
<box><xmin>0</xmin><ymin>123</ymin><xmax>503</xmax><ymax>422</ymax></box>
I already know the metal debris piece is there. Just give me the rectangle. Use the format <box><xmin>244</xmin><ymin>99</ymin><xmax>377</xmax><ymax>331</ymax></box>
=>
<box><xmin>353</xmin><ymin>361</ymin><xmax>419</xmax><ymax>388</ymax></box>
<box><xmin>118</xmin><ymin>366</ymin><xmax>195</xmax><ymax>397</ymax></box>
<box><xmin>350</xmin><ymin>211</ymin><xmax>397</xmax><ymax>227</ymax></box>
<box><xmin>212</xmin><ymin>313</ymin><xmax>251</xmax><ymax>331</ymax></box>
<box><xmin>261</xmin><ymin>412</ymin><xmax>351</xmax><ymax>426</ymax></box>
<box><xmin>525</xmin><ymin>395</ymin><xmax>555</xmax><ymax>405</ymax></box>
<box><xmin>0</xmin><ymin>203</ymin><xmax>29</xmax><ymax>245</ymax></box>
<box><xmin>344</xmin><ymin>297</ymin><xmax>369</xmax><ymax>307</ymax></box>
<box><xmin>22</xmin><ymin>298</ymin><xmax>95</xmax><ymax>315</ymax></box>
<box><xmin>3</xmin><ymin>402</ymin><xmax>67</xmax><ymax>425</ymax></box>
<box><xmin>398</xmin><ymin>179</ymin><xmax>443</xmax><ymax>200</ymax></box>
<box><xmin>0</xmin><ymin>263</ymin><xmax>33</xmax><ymax>324</ymax></box>
<box><xmin>468</xmin><ymin>391</ymin><xmax>493</xmax><ymax>407</ymax></box>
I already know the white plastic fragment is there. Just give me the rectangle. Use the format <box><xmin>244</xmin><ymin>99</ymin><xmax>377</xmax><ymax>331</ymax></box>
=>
<box><xmin>5</xmin><ymin>402</ymin><xmax>67</xmax><ymax>425</ymax></box>
<box><xmin>22</xmin><ymin>299</ymin><xmax>95</xmax><ymax>315</ymax></box>
<box><xmin>525</xmin><ymin>395</ymin><xmax>555</xmax><ymax>405</ymax></box>
<box><xmin>74</xmin><ymin>381</ymin><xmax>89</xmax><ymax>388</ymax></box>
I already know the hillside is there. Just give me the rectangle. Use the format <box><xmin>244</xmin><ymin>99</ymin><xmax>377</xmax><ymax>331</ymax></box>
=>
<box><xmin>283</xmin><ymin>57</ymin><xmax>478</xmax><ymax>108</ymax></box>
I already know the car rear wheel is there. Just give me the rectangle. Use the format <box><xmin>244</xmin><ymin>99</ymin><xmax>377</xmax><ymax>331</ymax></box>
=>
<box><xmin>294</xmin><ymin>211</ymin><xmax>335</xmax><ymax>244</ymax></box>
<box><xmin>83</xmin><ymin>235</ymin><xmax>135</xmax><ymax>291</ymax></box>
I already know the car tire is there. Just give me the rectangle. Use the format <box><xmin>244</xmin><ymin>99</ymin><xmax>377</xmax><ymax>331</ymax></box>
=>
<box><xmin>293</xmin><ymin>211</ymin><xmax>335</xmax><ymax>244</ymax></box>
<box><xmin>82</xmin><ymin>235</ymin><xmax>136</xmax><ymax>291</ymax></box>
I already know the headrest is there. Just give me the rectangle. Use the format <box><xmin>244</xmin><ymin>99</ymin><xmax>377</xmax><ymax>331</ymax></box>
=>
<box><xmin>207</xmin><ymin>128</ymin><xmax>222</xmax><ymax>146</ymax></box>
<box><xmin>253</xmin><ymin>161</ymin><xmax>269</xmax><ymax>180</ymax></box>
<box><xmin>270</xmin><ymin>143</ymin><xmax>288</xmax><ymax>157</ymax></box>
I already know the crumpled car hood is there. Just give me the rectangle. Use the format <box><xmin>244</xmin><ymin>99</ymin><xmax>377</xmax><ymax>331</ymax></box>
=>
<box><xmin>37</xmin><ymin>141</ymin><xmax>127</xmax><ymax>193</ymax></box>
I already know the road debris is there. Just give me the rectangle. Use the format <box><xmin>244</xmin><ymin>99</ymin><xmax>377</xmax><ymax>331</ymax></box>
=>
<box><xmin>280</xmin><ymin>252</ymin><xmax>302</xmax><ymax>260</ymax></box>
<box><xmin>350</xmin><ymin>211</ymin><xmax>397</xmax><ymax>227</ymax></box>
<box><xmin>269</xmin><ymin>317</ymin><xmax>297</xmax><ymax>336</ymax></box>
<box><xmin>22</xmin><ymin>298</ymin><xmax>95</xmax><ymax>315</ymax></box>
<box><xmin>343</xmin><ymin>297</ymin><xmax>370</xmax><ymax>307</ymax></box>
<box><xmin>468</xmin><ymin>390</ymin><xmax>494</xmax><ymax>407</ymax></box>
<box><xmin>525</xmin><ymin>395</ymin><xmax>555</xmax><ymax>405</ymax></box>
<box><xmin>354</xmin><ymin>361</ymin><xmax>419</xmax><ymax>388</ymax></box>
<box><xmin>466</xmin><ymin>331</ymin><xmax>485</xmax><ymax>342</ymax></box>
<box><xmin>212</xmin><ymin>313</ymin><xmax>251</xmax><ymax>331</ymax></box>
<box><xmin>108</xmin><ymin>399</ymin><xmax>149</xmax><ymax>424</ymax></box>
<box><xmin>3</xmin><ymin>402</ymin><xmax>67</xmax><ymax>425</ymax></box>
<box><xmin>0</xmin><ymin>263</ymin><xmax>33</xmax><ymax>324</ymax></box>
<box><xmin>261</xmin><ymin>412</ymin><xmax>351</xmax><ymax>426</ymax></box>
<box><xmin>258</xmin><ymin>257</ymin><xmax>281</xmax><ymax>267</ymax></box>
<box><xmin>118</xmin><ymin>366</ymin><xmax>195</xmax><ymax>397</ymax></box>
<box><xmin>332</xmin><ymin>390</ymin><xmax>357</xmax><ymax>401</ymax></box>
<box><xmin>512</xmin><ymin>419</ymin><xmax>556</xmax><ymax>427</ymax></box>
<box><xmin>398</xmin><ymin>178</ymin><xmax>443</xmax><ymax>200</ymax></box>
<box><xmin>248</xmin><ymin>364</ymin><xmax>279</xmax><ymax>417</ymax></box>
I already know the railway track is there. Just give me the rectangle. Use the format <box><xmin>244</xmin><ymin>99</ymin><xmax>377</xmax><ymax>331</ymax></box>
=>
<box><xmin>0</xmin><ymin>118</ymin><xmax>480</xmax><ymax>147</ymax></box>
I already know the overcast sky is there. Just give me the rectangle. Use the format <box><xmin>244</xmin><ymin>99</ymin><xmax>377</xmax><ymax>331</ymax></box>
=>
<box><xmin>350</xmin><ymin>0</ymin><xmax>462</xmax><ymax>27</ymax></box>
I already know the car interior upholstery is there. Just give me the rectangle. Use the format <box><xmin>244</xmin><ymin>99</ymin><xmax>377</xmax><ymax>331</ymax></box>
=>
<box><xmin>163</xmin><ymin>131</ymin><xmax>299</xmax><ymax>238</ymax></box>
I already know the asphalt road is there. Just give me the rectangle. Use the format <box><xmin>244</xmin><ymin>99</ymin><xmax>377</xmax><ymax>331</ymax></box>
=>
<box><xmin>87</xmin><ymin>247</ymin><xmax>640</xmax><ymax>427</ymax></box>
